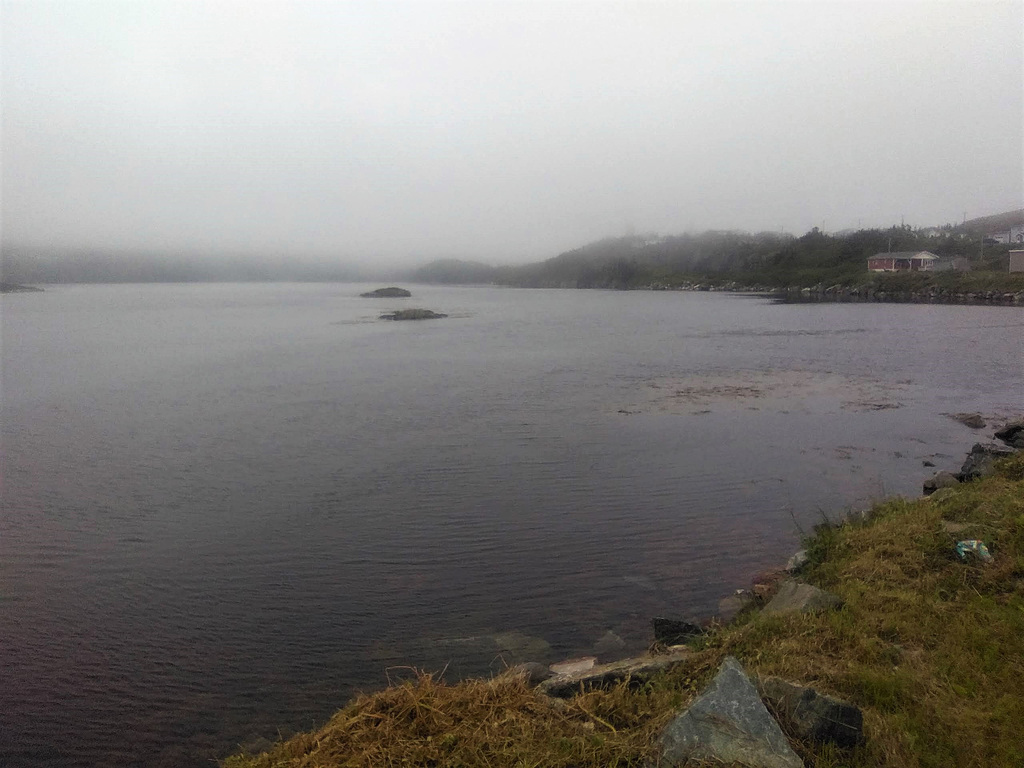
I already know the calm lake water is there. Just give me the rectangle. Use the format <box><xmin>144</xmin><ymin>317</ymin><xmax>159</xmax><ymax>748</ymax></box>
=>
<box><xmin>2</xmin><ymin>284</ymin><xmax>1022</xmax><ymax>767</ymax></box>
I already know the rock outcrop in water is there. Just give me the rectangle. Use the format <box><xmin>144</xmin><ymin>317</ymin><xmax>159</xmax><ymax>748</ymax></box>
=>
<box><xmin>958</xmin><ymin>442</ymin><xmax>1015</xmax><ymax>481</ymax></box>
<box><xmin>0</xmin><ymin>282</ymin><xmax>43</xmax><ymax>293</ymax></box>
<box><xmin>360</xmin><ymin>286</ymin><xmax>411</xmax><ymax>298</ymax></box>
<box><xmin>950</xmin><ymin>412</ymin><xmax>986</xmax><ymax>429</ymax></box>
<box><xmin>379</xmin><ymin>308</ymin><xmax>448</xmax><ymax>320</ymax></box>
<box><xmin>995</xmin><ymin>420</ymin><xmax>1024</xmax><ymax>449</ymax></box>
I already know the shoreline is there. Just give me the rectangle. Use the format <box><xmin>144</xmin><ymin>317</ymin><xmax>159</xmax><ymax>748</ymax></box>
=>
<box><xmin>637</xmin><ymin>282</ymin><xmax>1024</xmax><ymax>306</ymax></box>
<box><xmin>224</xmin><ymin>421</ymin><xmax>1024</xmax><ymax>768</ymax></box>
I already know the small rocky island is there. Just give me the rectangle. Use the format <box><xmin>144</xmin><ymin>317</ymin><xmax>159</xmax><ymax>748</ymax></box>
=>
<box><xmin>380</xmin><ymin>308</ymin><xmax>447</xmax><ymax>321</ymax></box>
<box><xmin>0</xmin><ymin>282</ymin><xmax>43</xmax><ymax>293</ymax></box>
<box><xmin>360</xmin><ymin>286</ymin><xmax>411</xmax><ymax>298</ymax></box>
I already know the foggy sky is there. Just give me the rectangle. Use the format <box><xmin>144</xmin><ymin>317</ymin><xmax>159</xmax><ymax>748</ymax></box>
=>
<box><xmin>2</xmin><ymin>1</ymin><xmax>1022</xmax><ymax>266</ymax></box>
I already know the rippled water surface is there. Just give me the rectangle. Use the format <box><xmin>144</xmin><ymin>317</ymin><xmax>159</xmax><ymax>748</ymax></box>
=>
<box><xmin>2</xmin><ymin>284</ymin><xmax>1022</xmax><ymax>767</ymax></box>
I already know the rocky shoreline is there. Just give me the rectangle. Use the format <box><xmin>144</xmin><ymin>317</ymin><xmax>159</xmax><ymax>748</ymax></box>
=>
<box><xmin>518</xmin><ymin>419</ymin><xmax>1022</xmax><ymax>676</ymax></box>
<box><xmin>226</xmin><ymin>420</ymin><xmax>1023</xmax><ymax>768</ymax></box>
<box><xmin>487</xmin><ymin>421</ymin><xmax>1022</xmax><ymax>766</ymax></box>
<box><xmin>641</xmin><ymin>281</ymin><xmax>1024</xmax><ymax>305</ymax></box>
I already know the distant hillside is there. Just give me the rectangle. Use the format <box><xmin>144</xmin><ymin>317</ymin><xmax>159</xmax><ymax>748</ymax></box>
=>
<box><xmin>496</xmin><ymin>210</ymin><xmax>1024</xmax><ymax>289</ymax></box>
<box><xmin>410</xmin><ymin>258</ymin><xmax>497</xmax><ymax>284</ymax></box>
<box><xmin>497</xmin><ymin>231</ymin><xmax>795</xmax><ymax>289</ymax></box>
<box><xmin>957</xmin><ymin>208</ymin><xmax>1024</xmax><ymax>235</ymax></box>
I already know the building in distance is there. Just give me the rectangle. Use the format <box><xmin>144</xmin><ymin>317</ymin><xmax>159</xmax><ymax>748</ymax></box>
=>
<box><xmin>867</xmin><ymin>251</ymin><xmax>939</xmax><ymax>272</ymax></box>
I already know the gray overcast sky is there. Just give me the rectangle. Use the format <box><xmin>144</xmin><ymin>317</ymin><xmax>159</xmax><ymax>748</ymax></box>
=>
<box><xmin>2</xmin><ymin>1</ymin><xmax>1022</xmax><ymax>265</ymax></box>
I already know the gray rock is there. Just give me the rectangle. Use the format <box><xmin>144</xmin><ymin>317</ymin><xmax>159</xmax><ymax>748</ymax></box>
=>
<box><xmin>652</xmin><ymin>616</ymin><xmax>704</xmax><ymax>645</ymax></box>
<box><xmin>958</xmin><ymin>442</ymin><xmax>1014</xmax><ymax>481</ymax></box>
<box><xmin>994</xmin><ymin>420</ymin><xmax>1024</xmax><ymax>449</ymax></box>
<box><xmin>951</xmin><ymin>412</ymin><xmax>986</xmax><ymax>429</ymax></box>
<box><xmin>762</xmin><ymin>580</ymin><xmax>843</xmax><ymax>616</ymax></box>
<box><xmin>758</xmin><ymin>676</ymin><xmax>864</xmax><ymax>747</ymax></box>
<box><xmin>360</xmin><ymin>286</ymin><xmax>411</xmax><ymax>297</ymax></box>
<box><xmin>593</xmin><ymin>629</ymin><xmax>626</xmax><ymax>656</ymax></box>
<box><xmin>785</xmin><ymin>550</ymin><xmax>808</xmax><ymax>573</ymax></box>
<box><xmin>659</xmin><ymin>656</ymin><xmax>803</xmax><ymax>768</ymax></box>
<box><xmin>540</xmin><ymin>648</ymin><xmax>691</xmax><ymax>699</ymax></box>
<box><xmin>507</xmin><ymin>662</ymin><xmax>552</xmax><ymax>686</ymax></box>
<box><xmin>380</xmin><ymin>308</ymin><xmax>448</xmax><ymax>321</ymax></box>
<box><xmin>549</xmin><ymin>656</ymin><xmax>596</xmax><ymax>676</ymax></box>
<box><xmin>718</xmin><ymin>591</ymin><xmax>755</xmax><ymax>623</ymax></box>
<box><xmin>923</xmin><ymin>471</ymin><xmax>960</xmax><ymax>495</ymax></box>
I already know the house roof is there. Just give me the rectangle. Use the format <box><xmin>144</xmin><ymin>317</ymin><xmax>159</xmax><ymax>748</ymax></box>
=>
<box><xmin>869</xmin><ymin>251</ymin><xmax>938</xmax><ymax>260</ymax></box>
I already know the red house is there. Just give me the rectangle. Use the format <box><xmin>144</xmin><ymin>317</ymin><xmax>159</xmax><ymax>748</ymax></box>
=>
<box><xmin>867</xmin><ymin>251</ymin><xmax>939</xmax><ymax>272</ymax></box>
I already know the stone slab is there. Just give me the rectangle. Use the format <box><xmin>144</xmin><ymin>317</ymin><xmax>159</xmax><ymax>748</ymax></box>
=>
<box><xmin>540</xmin><ymin>649</ymin><xmax>691</xmax><ymax>699</ymax></box>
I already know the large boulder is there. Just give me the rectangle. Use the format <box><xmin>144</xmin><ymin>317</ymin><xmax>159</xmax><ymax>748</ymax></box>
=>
<box><xmin>958</xmin><ymin>442</ymin><xmax>1015</xmax><ymax>481</ymax></box>
<box><xmin>659</xmin><ymin>656</ymin><xmax>803</xmax><ymax>768</ymax></box>
<box><xmin>758</xmin><ymin>676</ymin><xmax>864</xmax><ymax>747</ymax></box>
<box><xmin>994</xmin><ymin>420</ymin><xmax>1024</xmax><ymax>449</ymax></box>
<box><xmin>923</xmin><ymin>471</ymin><xmax>960</xmax><ymax>495</ymax></box>
<box><xmin>360</xmin><ymin>286</ymin><xmax>411</xmax><ymax>297</ymax></box>
<box><xmin>762</xmin><ymin>580</ymin><xmax>843</xmax><ymax>616</ymax></box>
<box><xmin>380</xmin><ymin>308</ymin><xmax>448</xmax><ymax>320</ymax></box>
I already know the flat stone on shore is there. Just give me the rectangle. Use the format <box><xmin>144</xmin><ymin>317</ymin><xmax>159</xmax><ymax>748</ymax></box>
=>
<box><xmin>540</xmin><ymin>649</ymin><xmax>691</xmax><ymax>699</ymax></box>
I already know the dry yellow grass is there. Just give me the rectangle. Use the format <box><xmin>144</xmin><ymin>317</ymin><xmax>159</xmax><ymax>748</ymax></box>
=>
<box><xmin>225</xmin><ymin>453</ymin><xmax>1024</xmax><ymax>768</ymax></box>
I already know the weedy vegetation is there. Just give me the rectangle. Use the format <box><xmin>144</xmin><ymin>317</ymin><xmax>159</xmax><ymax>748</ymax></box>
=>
<box><xmin>225</xmin><ymin>453</ymin><xmax>1024</xmax><ymax>768</ymax></box>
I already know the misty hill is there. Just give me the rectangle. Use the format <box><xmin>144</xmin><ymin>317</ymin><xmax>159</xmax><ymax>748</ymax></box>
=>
<box><xmin>495</xmin><ymin>209</ymin><xmax>1024</xmax><ymax>289</ymax></box>
<box><xmin>410</xmin><ymin>259</ymin><xmax>498</xmax><ymax>284</ymax></box>
<box><xmin>496</xmin><ymin>231</ymin><xmax>791</xmax><ymax>289</ymax></box>
<box><xmin>957</xmin><ymin>208</ymin><xmax>1024</xmax><ymax>235</ymax></box>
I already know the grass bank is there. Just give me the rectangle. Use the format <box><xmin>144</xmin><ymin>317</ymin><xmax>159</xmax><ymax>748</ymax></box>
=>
<box><xmin>225</xmin><ymin>452</ymin><xmax>1024</xmax><ymax>768</ymax></box>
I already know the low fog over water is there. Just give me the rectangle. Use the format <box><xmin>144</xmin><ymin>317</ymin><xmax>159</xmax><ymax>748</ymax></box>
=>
<box><xmin>3</xmin><ymin>1</ymin><xmax>1022</xmax><ymax>271</ymax></box>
